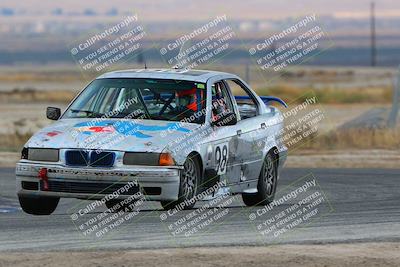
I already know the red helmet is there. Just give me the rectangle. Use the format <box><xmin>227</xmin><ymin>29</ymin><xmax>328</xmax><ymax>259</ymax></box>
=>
<box><xmin>176</xmin><ymin>88</ymin><xmax>198</xmax><ymax>111</ymax></box>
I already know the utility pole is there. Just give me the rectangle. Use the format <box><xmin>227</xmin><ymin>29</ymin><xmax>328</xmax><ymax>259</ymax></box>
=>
<box><xmin>370</xmin><ymin>2</ymin><xmax>377</xmax><ymax>67</ymax></box>
<box><xmin>387</xmin><ymin>66</ymin><xmax>400</xmax><ymax>128</ymax></box>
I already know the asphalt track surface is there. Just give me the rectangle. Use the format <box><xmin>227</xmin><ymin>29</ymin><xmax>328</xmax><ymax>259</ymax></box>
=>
<box><xmin>0</xmin><ymin>167</ymin><xmax>399</xmax><ymax>252</ymax></box>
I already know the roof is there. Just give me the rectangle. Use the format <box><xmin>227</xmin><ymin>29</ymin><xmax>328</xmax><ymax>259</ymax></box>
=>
<box><xmin>96</xmin><ymin>68</ymin><xmax>236</xmax><ymax>83</ymax></box>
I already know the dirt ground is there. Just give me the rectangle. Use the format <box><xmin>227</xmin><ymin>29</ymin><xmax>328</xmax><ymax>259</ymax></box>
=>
<box><xmin>287</xmin><ymin>149</ymin><xmax>400</xmax><ymax>168</ymax></box>
<box><xmin>0</xmin><ymin>242</ymin><xmax>399</xmax><ymax>267</ymax></box>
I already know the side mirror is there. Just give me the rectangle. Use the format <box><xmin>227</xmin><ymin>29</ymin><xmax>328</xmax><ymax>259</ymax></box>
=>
<box><xmin>211</xmin><ymin>112</ymin><xmax>237</xmax><ymax>127</ymax></box>
<box><xmin>46</xmin><ymin>107</ymin><xmax>61</xmax><ymax>120</ymax></box>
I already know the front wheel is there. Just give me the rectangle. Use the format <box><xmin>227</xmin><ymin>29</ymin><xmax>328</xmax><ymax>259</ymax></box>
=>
<box><xmin>18</xmin><ymin>195</ymin><xmax>59</xmax><ymax>215</ymax></box>
<box><xmin>161</xmin><ymin>156</ymin><xmax>200</xmax><ymax>210</ymax></box>
<box><xmin>242</xmin><ymin>152</ymin><xmax>278</xmax><ymax>206</ymax></box>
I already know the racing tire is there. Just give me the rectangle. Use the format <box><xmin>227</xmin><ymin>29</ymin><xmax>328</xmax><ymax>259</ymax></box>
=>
<box><xmin>161</xmin><ymin>156</ymin><xmax>200</xmax><ymax>211</ymax></box>
<box><xmin>18</xmin><ymin>195</ymin><xmax>59</xmax><ymax>215</ymax></box>
<box><xmin>242</xmin><ymin>152</ymin><xmax>278</xmax><ymax>206</ymax></box>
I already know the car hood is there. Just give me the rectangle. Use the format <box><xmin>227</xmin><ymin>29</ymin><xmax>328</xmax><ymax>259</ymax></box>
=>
<box><xmin>26</xmin><ymin>118</ymin><xmax>200</xmax><ymax>153</ymax></box>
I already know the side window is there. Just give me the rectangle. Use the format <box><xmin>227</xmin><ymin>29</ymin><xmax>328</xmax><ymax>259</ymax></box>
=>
<box><xmin>211</xmin><ymin>81</ymin><xmax>234</xmax><ymax>123</ymax></box>
<box><xmin>226</xmin><ymin>80</ymin><xmax>258</xmax><ymax>120</ymax></box>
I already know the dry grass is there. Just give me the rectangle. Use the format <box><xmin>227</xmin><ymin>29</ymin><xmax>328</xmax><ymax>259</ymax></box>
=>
<box><xmin>0</xmin><ymin>72</ymin><xmax>86</xmax><ymax>83</ymax></box>
<box><xmin>0</xmin><ymin>132</ymin><xmax>32</xmax><ymax>152</ymax></box>
<box><xmin>256</xmin><ymin>84</ymin><xmax>392</xmax><ymax>104</ymax></box>
<box><xmin>0</xmin><ymin>89</ymin><xmax>75</xmax><ymax>103</ymax></box>
<box><xmin>300</xmin><ymin>128</ymin><xmax>400</xmax><ymax>150</ymax></box>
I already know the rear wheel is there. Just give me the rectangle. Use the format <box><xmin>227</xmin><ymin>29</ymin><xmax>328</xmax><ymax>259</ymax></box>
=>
<box><xmin>161</xmin><ymin>156</ymin><xmax>200</xmax><ymax>210</ymax></box>
<box><xmin>242</xmin><ymin>152</ymin><xmax>278</xmax><ymax>206</ymax></box>
<box><xmin>18</xmin><ymin>195</ymin><xmax>59</xmax><ymax>215</ymax></box>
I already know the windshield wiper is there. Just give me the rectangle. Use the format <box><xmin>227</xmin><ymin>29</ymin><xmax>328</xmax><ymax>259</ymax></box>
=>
<box><xmin>70</xmin><ymin>109</ymin><xmax>105</xmax><ymax>118</ymax></box>
<box><xmin>109</xmin><ymin>111</ymin><xmax>151</xmax><ymax>119</ymax></box>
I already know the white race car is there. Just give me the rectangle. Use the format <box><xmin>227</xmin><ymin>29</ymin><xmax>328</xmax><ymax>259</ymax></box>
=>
<box><xmin>16</xmin><ymin>69</ymin><xmax>287</xmax><ymax>215</ymax></box>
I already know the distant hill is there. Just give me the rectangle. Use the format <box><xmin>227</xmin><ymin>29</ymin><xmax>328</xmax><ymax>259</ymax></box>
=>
<box><xmin>0</xmin><ymin>0</ymin><xmax>399</xmax><ymax>21</ymax></box>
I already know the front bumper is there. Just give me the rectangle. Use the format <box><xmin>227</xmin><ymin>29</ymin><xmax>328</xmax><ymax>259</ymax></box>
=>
<box><xmin>16</xmin><ymin>162</ymin><xmax>181</xmax><ymax>201</ymax></box>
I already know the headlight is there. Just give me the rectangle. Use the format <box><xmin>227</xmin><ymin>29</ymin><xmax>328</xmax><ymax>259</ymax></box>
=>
<box><xmin>26</xmin><ymin>148</ymin><xmax>59</xmax><ymax>162</ymax></box>
<box><xmin>123</xmin><ymin>152</ymin><xmax>175</xmax><ymax>166</ymax></box>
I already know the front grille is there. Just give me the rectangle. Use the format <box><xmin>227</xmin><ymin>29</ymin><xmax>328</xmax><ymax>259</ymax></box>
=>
<box><xmin>22</xmin><ymin>181</ymin><xmax>39</xmax><ymax>191</ymax></box>
<box><xmin>90</xmin><ymin>152</ymin><xmax>115</xmax><ymax>167</ymax></box>
<box><xmin>65</xmin><ymin>150</ymin><xmax>115</xmax><ymax>167</ymax></box>
<box><xmin>41</xmin><ymin>180</ymin><xmax>139</xmax><ymax>195</ymax></box>
<box><xmin>65</xmin><ymin>150</ymin><xmax>89</xmax><ymax>166</ymax></box>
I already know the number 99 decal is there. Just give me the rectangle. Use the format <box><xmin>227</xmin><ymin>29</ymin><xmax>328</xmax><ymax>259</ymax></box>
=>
<box><xmin>215</xmin><ymin>142</ymin><xmax>229</xmax><ymax>175</ymax></box>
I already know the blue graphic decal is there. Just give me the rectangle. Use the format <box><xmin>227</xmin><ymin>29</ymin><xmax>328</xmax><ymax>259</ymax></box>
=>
<box><xmin>74</xmin><ymin>121</ymin><xmax>190</xmax><ymax>138</ymax></box>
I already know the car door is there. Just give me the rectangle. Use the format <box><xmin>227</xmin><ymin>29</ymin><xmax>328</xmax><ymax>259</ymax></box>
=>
<box><xmin>207</xmin><ymin>80</ymin><xmax>242</xmax><ymax>188</ymax></box>
<box><xmin>224</xmin><ymin>79</ymin><xmax>264</xmax><ymax>190</ymax></box>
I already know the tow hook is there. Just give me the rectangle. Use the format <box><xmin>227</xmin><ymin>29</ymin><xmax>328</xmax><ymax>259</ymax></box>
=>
<box><xmin>38</xmin><ymin>168</ymin><xmax>49</xmax><ymax>191</ymax></box>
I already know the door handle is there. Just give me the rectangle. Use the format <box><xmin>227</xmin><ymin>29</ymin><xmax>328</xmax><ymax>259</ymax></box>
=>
<box><xmin>237</xmin><ymin>130</ymin><xmax>242</xmax><ymax>136</ymax></box>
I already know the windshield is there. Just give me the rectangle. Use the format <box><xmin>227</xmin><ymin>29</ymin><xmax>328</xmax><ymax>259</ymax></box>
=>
<box><xmin>63</xmin><ymin>78</ymin><xmax>207</xmax><ymax>123</ymax></box>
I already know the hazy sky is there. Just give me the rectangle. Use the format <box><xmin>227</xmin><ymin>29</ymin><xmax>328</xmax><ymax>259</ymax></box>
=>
<box><xmin>1</xmin><ymin>0</ymin><xmax>400</xmax><ymax>21</ymax></box>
